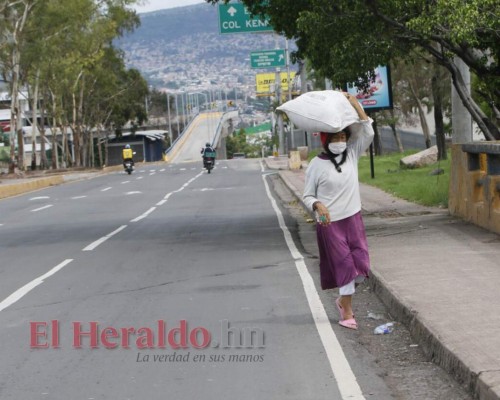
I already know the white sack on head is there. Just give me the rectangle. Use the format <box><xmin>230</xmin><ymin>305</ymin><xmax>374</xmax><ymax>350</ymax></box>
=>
<box><xmin>276</xmin><ymin>90</ymin><xmax>359</xmax><ymax>133</ymax></box>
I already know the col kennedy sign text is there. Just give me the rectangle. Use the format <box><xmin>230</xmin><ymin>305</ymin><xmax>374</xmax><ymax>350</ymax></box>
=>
<box><xmin>218</xmin><ymin>3</ymin><xmax>273</xmax><ymax>34</ymax></box>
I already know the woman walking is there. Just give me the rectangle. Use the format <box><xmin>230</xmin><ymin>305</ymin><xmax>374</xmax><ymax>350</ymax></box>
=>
<box><xmin>303</xmin><ymin>92</ymin><xmax>374</xmax><ymax>330</ymax></box>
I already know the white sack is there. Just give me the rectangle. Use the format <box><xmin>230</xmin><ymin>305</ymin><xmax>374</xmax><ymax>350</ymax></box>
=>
<box><xmin>276</xmin><ymin>90</ymin><xmax>359</xmax><ymax>133</ymax></box>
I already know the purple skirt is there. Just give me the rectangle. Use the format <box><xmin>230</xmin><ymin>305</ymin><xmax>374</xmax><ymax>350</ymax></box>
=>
<box><xmin>316</xmin><ymin>211</ymin><xmax>370</xmax><ymax>290</ymax></box>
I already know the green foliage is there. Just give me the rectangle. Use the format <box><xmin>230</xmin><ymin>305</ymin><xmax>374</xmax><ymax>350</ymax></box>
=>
<box><xmin>0</xmin><ymin>0</ymin><xmax>146</xmax><ymax>168</ymax></box>
<box><xmin>149</xmin><ymin>88</ymin><xmax>169</xmax><ymax>117</ymax></box>
<box><xmin>226</xmin><ymin>129</ymin><xmax>268</xmax><ymax>158</ymax></box>
<box><xmin>0</xmin><ymin>147</ymin><xmax>10</xmax><ymax>162</ymax></box>
<box><xmin>207</xmin><ymin>0</ymin><xmax>500</xmax><ymax>139</ymax></box>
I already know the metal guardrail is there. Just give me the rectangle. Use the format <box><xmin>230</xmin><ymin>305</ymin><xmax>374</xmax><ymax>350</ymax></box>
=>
<box><xmin>164</xmin><ymin>112</ymin><xmax>201</xmax><ymax>157</ymax></box>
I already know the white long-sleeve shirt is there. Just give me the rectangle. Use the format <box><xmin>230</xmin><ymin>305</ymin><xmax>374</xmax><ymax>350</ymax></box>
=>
<box><xmin>303</xmin><ymin>119</ymin><xmax>374</xmax><ymax>221</ymax></box>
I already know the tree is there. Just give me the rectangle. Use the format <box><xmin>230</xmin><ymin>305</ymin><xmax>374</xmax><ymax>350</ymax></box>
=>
<box><xmin>206</xmin><ymin>0</ymin><xmax>499</xmax><ymax>141</ymax></box>
<box><xmin>0</xmin><ymin>0</ymin><xmax>39</xmax><ymax>172</ymax></box>
<box><xmin>1</xmin><ymin>0</ymin><xmax>143</xmax><ymax>170</ymax></box>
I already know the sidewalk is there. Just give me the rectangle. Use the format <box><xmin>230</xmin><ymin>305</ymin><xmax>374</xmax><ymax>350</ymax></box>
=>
<box><xmin>265</xmin><ymin>156</ymin><xmax>500</xmax><ymax>400</ymax></box>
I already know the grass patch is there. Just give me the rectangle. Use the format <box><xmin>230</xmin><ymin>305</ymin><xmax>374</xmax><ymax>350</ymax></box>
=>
<box><xmin>307</xmin><ymin>149</ymin><xmax>320</xmax><ymax>162</ymax></box>
<box><xmin>358</xmin><ymin>150</ymin><xmax>450</xmax><ymax>207</ymax></box>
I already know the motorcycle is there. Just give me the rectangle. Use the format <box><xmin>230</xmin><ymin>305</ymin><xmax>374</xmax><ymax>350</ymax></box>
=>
<box><xmin>124</xmin><ymin>161</ymin><xmax>134</xmax><ymax>175</ymax></box>
<box><xmin>204</xmin><ymin>157</ymin><xmax>214</xmax><ymax>174</ymax></box>
<box><xmin>203</xmin><ymin>151</ymin><xmax>216</xmax><ymax>174</ymax></box>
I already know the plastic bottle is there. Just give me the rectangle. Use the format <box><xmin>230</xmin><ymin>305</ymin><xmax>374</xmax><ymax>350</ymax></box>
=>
<box><xmin>374</xmin><ymin>322</ymin><xmax>394</xmax><ymax>335</ymax></box>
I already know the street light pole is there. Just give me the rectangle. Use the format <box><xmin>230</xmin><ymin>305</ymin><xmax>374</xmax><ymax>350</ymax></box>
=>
<box><xmin>175</xmin><ymin>94</ymin><xmax>180</xmax><ymax>137</ymax></box>
<box><xmin>180</xmin><ymin>93</ymin><xmax>185</xmax><ymax>127</ymax></box>
<box><xmin>167</xmin><ymin>92</ymin><xmax>173</xmax><ymax>145</ymax></box>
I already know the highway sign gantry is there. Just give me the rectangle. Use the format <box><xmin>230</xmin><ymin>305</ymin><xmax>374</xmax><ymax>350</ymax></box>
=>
<box><xmin>250</xmin><ymin>50</ymin><xmax>286</xmax><ymax>69</ymax></box>
<box><xmin>218</xmin><ymin>3</ymin><xmax>273</xmax><ymax>34</ymax></box>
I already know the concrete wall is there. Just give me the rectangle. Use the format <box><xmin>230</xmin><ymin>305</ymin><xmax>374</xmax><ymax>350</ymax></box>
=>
<box><xmin>449</xmin><ymin>143</ymin><xmax>500</xmax><ymax>234</ymax></box>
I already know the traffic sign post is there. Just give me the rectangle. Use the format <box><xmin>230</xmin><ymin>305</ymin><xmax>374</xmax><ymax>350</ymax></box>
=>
<box><xmin>218</xmin><ymin>3</ymin><xmax>273</xmax><ymax>34</ymax></box>
<box><xmin>250</xmin><ymin>50</ymin><xmax>286</xmax><ymax>69</ymax></box>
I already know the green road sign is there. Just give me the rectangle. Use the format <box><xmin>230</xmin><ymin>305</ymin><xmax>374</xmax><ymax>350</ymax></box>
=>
<box><xmin>218</xmin><ymin>3</ymin><xmax>273</xmax><ymax>34</ymax></box>
<box><xmin>250</xmin><ymin>49</ymin><xmax>286</xmax><ymax>69</ymax></box>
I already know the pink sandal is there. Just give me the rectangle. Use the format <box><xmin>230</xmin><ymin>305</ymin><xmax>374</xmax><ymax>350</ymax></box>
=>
<box><xmin>339</xmin><ymin>318</ymin><xmax>358</xmax><ymax>330</ymax></box>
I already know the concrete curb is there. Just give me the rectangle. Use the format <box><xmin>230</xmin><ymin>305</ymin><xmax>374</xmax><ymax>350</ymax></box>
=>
<box><xmin>266</xmin><ymin>158</ymin><xmax>496</xmax><ymax>400</ymax></box>
<box><xmin>0</xmin><ymin>161</ymin><xmax>169</xmax><ymax>200</ymax></box>
<box><xmin>0</xmin><ymin>176</ymin><xmax>64</xmax><ymax>199</ymax></box>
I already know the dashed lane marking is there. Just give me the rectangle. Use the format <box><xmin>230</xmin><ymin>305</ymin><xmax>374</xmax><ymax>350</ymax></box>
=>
<box><xmin>82</xmin><ymin>225</ymin><xmax>127</xmax><ymax>251</ymax></box>
<box><xmin>31</xmin><ymin>205</ymin><xmax>53</xmax><ymax>213</ymax></box>
<box><xmin>0</xmin><ymin>259</ymin><xmax>73</xmax><ymax>312</ymax></box>
<box><xmin>29</xmin><ymin>196</ymin><xmax>50</xmax><ymax>201</ymax></box>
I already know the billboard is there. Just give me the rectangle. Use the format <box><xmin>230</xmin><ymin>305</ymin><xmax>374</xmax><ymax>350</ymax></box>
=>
<box><xmin>255</xmin><ymin>72</ymin><xmax>296</xmax><ymax>94</ymax></box>
<box><xmin>346</xmin><ymin>65</ymin><xmax>393</xmax><ymax>112</ymax></box>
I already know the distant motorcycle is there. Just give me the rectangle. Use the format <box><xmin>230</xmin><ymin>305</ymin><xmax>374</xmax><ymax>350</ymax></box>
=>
<box><xmin>204</xmin><ymin>157</ymin><xmax>214</xmax><ymax>174</ymax></box>
<box><xmin>203</xmin><ymin>150</ymin><xmax>216</xmax><ymax>174</ymax></box>
<box><xmin>124</xmin><ymin>160</ymin><xmax>134</xmax><ymax>175</ymax></box>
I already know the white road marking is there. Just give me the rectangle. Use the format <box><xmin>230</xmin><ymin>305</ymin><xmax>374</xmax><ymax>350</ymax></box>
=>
<box><xmin>83</xmin><ymin>225</ymin><xmax>127</xmax><ymax>251</ymax></box>
<box><xmin>121</xmin><ymin>181</ymin><xmax>130</xmax><ymax>184</ymax></box>
<box><xmin>0</xmin><ymin>259</ymin><xmax>73</xmax><ymax>312</ymax></box>
<box><xmin>131</xmin><ymin>207</ymin><xmax>156</xmax><ymax>223</ymax></box>
<box><xmin>160</xmin><ymin>169</ymin><xmax>166</xmax><ymax>172</ymax></box>
<box><xmin>31</xmin><ymin>205</ymin><xmax>53</xmax><ymax>212</ymax></box>
<box><xmin>222</xmin><ymin>166</ymin><xmax>228</xmax><ymax>169</ymax></box>
<box><xmin>131</xmin><ymin>171</ymin><xmax>204</xmax><ymax>223</ymax></box>
<box><xmin>180</xmin><ymin>168</ymin><xmax>186</xmax><ymax>171</ymax></box>
<box><xmin>136</xmin><ymin>176</ymin><xmax>143</xmax><ymax>180</ymax></box>
<box><xmin>261</xmin><ymin>161</ymin><xmax>365</xmax><ymax>400</ymax></box>
<box><xmin>150</xmin><ymin>169</ymin><xmax>156</xmax><ymax>172</ymax></box>
<box><xmin>101</xmin><ymin>187</ymin><xmax>112</xmax><ymax>192</ymax></box>
<box><xmin>139</xmin><ymin>170</ymin><xmax>146</xmax><ymax>173</ymax></box>
<box><xmin>149</xmin><ymin>173</ymin><xmax>156</xmax><ymax>176</ymax></box>
<box><xmin>125</xmin><ymin>191</ymin><xmax>142</xmax><ymax>195</ymax></box>
<box><xmin>29</xmin><ymin>196</ymin><xmax>50</xmax><ymax>201</ymax></box>
<box><xmin>71</xmin><ymin>196</ymin><xmax>87</xmax><ymax>200</ymax></box>
<box><xmin>200</xmin><ymin>188</ymin><xmax>214</xmax><ymax>192</ymax></box>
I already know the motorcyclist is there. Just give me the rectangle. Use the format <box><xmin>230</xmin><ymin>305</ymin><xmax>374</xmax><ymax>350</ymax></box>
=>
<box><xmin>201</xmin><ymin>142</ymin><xmax>215</xmax><ymax>168</ymax></box>
<box><xmin>122</xmin><ymin>144</ymin><xmax>134</xmax><ymax>169</ymax></box>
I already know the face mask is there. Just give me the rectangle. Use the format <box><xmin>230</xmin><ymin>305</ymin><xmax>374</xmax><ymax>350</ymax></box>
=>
<box><xmin>328</xmin><ymin>142</ymin><xmax>347</xmax><ymax>154</ymax></box>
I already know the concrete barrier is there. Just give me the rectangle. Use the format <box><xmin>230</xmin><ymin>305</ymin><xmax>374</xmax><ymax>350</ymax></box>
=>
<box><xmin>0</xmin><ymin>176</ymin><xmax>64</xmax><ymax>199</ymax></box>
<box><xmin>288</xmin><ymin>151</ymin><xmax>302</xmax><ymax>170</ymax></box>
<box><xmin>449</xmin><ymin>143</ymin><xmax>500</xmax><ymax>235</ymax></box>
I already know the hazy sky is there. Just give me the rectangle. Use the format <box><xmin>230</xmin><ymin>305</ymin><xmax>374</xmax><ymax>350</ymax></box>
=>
<box><xmin>134</xmin><ymin>0</ymin><xmax>205</xmax><ymax>13</ymax></box>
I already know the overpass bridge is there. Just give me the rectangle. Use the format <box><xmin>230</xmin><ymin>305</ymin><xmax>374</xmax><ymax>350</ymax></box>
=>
<box><xmin>167</xmin><ymin>110</ymin><xmax>238</xmax><ymax>164</ymax></box>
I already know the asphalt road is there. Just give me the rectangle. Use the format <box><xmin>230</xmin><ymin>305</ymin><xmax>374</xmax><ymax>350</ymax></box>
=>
<box><xmin>0</xmin><ymin>160</ymin><xmax>399</xmax><ymax>399</ymax></box>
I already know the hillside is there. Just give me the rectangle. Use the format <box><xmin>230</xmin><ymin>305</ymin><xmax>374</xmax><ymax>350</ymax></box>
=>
<box><xmin>117</xmin><ymin>3</ymin><xmax>290</xmax><ymax>92</ymax></box>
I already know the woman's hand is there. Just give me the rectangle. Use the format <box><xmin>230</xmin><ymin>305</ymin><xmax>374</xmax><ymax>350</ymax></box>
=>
<box><xmin>343</xmin><ymin>92</ymin><xmax>368</xmax><ymax>121</ymax></box>
<box><xmin>314</xmin><ymin>202</ymin><xmax>331</xmax><ymax>225</ymax></box>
